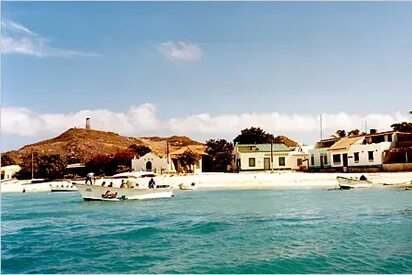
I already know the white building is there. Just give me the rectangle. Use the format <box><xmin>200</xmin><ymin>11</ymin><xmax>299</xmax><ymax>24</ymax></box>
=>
<box><xmin>309</xmin><ymin>131</ymin><xmax>403</xmax><ymax>171</ymax></box>
<box><xmin>308</xmin><ymin>138</ymin><xmax>339</xmax><ymax>170</ymax></box>
<box><xmin>131</xmin><ymin>145</ymin><xmax>208</xmax><ymax>174</ymax></box>
<box><xmin>329</xmin><ymin>131</ymin><xmax>396</xmax><ymax>170</ymax></box>
<box><xmin>233</xmin><ymin>144</ymin><xmax>307</xmax><ymax>171</ymax></box>
<box><xmin>1</xmin><ymin>165</ymin><xmax>21</xmax><ymax>180</ymax></box>
<box><xmin>131</xmin><ymin>152</ymin><xmax>172</xmax><ymax>173</ymax></box>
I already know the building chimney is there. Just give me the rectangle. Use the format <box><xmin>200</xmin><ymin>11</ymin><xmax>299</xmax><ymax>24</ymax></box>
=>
<box><xmin>370</xmin><ymin>128</ymin><xmax>377</xmax><ymax>134</ymax></box>
<box><xmin>85</xmin><ymin>118</ymin><xmax>91</xmax><ymax>130</ymax></box>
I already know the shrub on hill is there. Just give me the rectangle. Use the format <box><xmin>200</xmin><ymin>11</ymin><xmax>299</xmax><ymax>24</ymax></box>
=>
<box><xmin>128</xmin><ymin>144</ymin><xmax>151</xmax><ymax>157</ymax></box>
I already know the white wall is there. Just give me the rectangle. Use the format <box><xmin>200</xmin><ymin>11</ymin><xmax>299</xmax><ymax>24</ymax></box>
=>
<box><xmin>329</xmin><ymin>142</ymin><xmax>392</xmax><ymax>168</ymax></box>
<box><xmin>348</xmin><ymin>142</ymin><xmax>392</xmax><ymax>166</ymax></box>
<box><xmin>235</xmin><ymin>152</ymin><xmax>302</xmax><ymax>171</ymax></box>
<box><xmin>0</xmin><ymin>165</ymin><xmax>21</xmax><ymax>180</ymax></box>
<box><xmin>308</xmin><ymin>148</ymin><xmax>331</xmax><ymax>168</ymax></box>
<box><xmin>288</xmin><ymin>153</ymin><xmax>308</xmax><ymax>170</ymax></box>
<box><xmin>131</xmin><ymin>153</ymin><xmax>173</xmax><ymax>173</ymax></box>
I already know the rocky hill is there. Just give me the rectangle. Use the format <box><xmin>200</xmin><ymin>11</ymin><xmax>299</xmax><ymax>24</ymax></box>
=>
<box><xmin>2</xmin><ymin>128</ymin><xmax>202</xmax><ymax>165</ymax></box>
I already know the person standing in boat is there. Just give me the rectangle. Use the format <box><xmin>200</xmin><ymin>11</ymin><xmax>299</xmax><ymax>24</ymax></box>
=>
<box><xmin>85</xmin><ymin>172</ymin><xmax>94</xmax><ymax>185</ymax></box>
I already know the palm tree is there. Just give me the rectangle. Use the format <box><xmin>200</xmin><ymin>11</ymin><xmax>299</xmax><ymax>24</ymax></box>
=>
<box><xmin>336</xmin><ymin>130</ymin><xmax>346</xmax><ymax>138</ymax></box>
<box><xmin>348</xmin><ymin>129</ymin><xmax>360</xmax><ymax>137</ymax></box>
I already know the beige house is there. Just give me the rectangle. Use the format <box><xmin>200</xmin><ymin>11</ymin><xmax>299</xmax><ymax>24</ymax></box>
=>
<box><xmin>169</xmin><ymin>145</ymin><xmax>207</xmax><ymax>174</ymax></box>
<box><xmin>233</xmin><ymin>144</ymin><xmax>307</xmax><ymax>171</ymax></box>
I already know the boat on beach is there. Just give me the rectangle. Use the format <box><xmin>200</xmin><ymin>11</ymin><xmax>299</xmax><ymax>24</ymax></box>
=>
<box><xmin>73</xmin><ymin>172</ymin><xmax>173</xmax><ymax>201</ymax></box>
<box><xmin>383</xmin><ymin>180</ymin><xmax>412</xmax><ymax>189</ymax></box>
<box><xmin>337</xmin><ymin>176</ymin><xmax>372</xmax><ymax>190</ymax></box>
<box><xmin>179</xmin><ymin>182</ymin><xmax>197</xmax><ymax>190</ymax></box>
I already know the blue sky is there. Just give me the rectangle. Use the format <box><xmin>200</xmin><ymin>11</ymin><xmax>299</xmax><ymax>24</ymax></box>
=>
<box><xmin>1</xmin><ymin>2</ymin><xmax>412</xmax><ymax>150</ymax></box>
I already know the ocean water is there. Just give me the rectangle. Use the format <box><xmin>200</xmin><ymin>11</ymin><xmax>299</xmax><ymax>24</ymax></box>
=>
<box><xmin>2</xmin><ymin>189</ymin><xmax>412</xmax><ymax>274</ymax></box>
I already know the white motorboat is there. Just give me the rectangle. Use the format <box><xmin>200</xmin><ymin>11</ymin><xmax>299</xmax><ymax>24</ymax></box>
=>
<box><xmin>337</xmin><ymin>176</ymin><xmax>372</xmax><ymax>190</ymax></box>
<box><xmin>1</xmin><ymin>178</ymin><xmax>77</xmax><ymax>193</ymax></box>
<box><xmin>1</xmin><ymin>178</ymin><xmax>52</xmax><ymax>193</ymax></box>
<box><xmin>1</xmin><ymin>179</ymin><xmax>29</xmax><ymax>193</ymax></box>
<box><xmin>179</xmin><ymin>182</ymin><xmax>197</xmax><ymax>190</ymax></box>
<box><xmin>74</xmin><ymin>172</ymin><xmax>173</xmax><ymax>201</ymax></box>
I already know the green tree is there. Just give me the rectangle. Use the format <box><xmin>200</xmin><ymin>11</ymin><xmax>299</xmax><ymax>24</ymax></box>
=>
<box><xmin>1</xmin><ymin>154</ymin><xmax>16</xmax><ymax>166</ymax></box>
<box><xmin>206</xmin><ymin>139</ymin><xmax>234</xmax><ymax>172</ymax></box>
<box><xmin>178</xmin><ymin>150</ymin><xmax>200</xmax><ymax>172</ymax></box>
<box><xmin>128</xmin><ymin>144</ymin><xmax>151</xmax><ymax>157</ymax></box>
<box><xmin>85</xmin><ymin>154</ymin><xmax>114</xmax><ymax>176</ymax></box>
<box><xmin>111</xmin><ymin>150</ymin><xmax>135</xmax><ymax>173</ymax></box>
<box><xmin>15</xmin><ymin>151</ymin><xmax>41</xmax><ymax>179</ymax></box>
<box><xmin>335</xmin><ymin>130</ymin><xmax>346</xmax><ymax>138</ymax></box>
<box><xmin>233</xmin><ymin>127</ymin><xmax>274</xmax><ymax>144</ymax></box>
<box><xmin>37</xmin><ymin>154</ymin><xmax>67</xmax><ymax>179</ymax></box>
<box><xmin>391</xmin><ymin>122</ymin><xmax>412</xmax><ymax>132</ymax></box>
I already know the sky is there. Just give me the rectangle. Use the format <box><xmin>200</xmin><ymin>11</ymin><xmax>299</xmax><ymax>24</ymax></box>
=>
<box><xmin>1</xmin><ymin>2</ymin><xmax>412</xmax><ymax>151</ymax></box>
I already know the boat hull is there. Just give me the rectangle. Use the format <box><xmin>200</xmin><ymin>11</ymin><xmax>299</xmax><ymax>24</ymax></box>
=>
<box><xmin>1</xmin><ymin>180</ymin><xmax>52</xmax><ymax>193</ymax></box>
<box><xmin>178</xmin><ymin>183</ymin><xmax>197</xmax><ymax>190</ymax></box>
<box><xmin>74</xmin><ymin>183</ymin><xmax>173</xmax><ymax>201</ymax></box>
<box><xmin>337</xmin><ymin>176</ymin><xmax>372</xmax><ymax>189</ymax></box>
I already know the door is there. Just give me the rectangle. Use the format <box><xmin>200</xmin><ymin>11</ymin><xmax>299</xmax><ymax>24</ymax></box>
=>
<box><xmin>264</xmin><ymin>157</ymin><xmax>271</xmax><ymax>170</ymax></box>
<box><xmin>146</xmin><ymin>161</ymin><xmax>153</xmax><ymax>171</ymax></box>
<box><xmin>320</xmin><ymin>154</ymin><xmax>324</xmax><ymax>168</ymax></box>
<box><xmin>342</xmin><ymin>153</ymin><xmax>348</xmax><ymax>167</ymax></box>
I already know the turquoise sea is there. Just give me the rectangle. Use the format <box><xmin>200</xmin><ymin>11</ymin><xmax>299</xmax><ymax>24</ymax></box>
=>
<box><xmin>2</xmin><ymin>189</ymin><xmax>412</xmax><ymax>273</ymax></box>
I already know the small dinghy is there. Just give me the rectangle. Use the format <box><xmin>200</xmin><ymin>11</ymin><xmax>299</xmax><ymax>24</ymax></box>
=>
<box><xmin>179</xmin><ymin>182</ymin><xmax>197</xmax><ymax>191</ymax></box>
<box><xmin>337</xmin><ymin>175</ymin><xmax>372</xmax><ymax>190</ymax></box>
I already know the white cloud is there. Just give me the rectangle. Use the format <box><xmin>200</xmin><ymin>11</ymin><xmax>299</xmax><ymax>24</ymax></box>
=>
<box><xmin>2</xmin><ymin>20</ymin><xmax>35</xmax><ymax>36</ymax></box>
<box><xmin>2</xmin><ymin>104</ymin><xmax>410</xmax><ymax>145</ymax></box>
<box><xmin>1</xmin><ymin>20</ymin><xmax>101</xmax><ymax>58</ymax></box>
<box><xmin>158</xmin><ymin>41</ymin><xmax>202</xmax><ymax>62</ymax></box>
<box><xmin>0</xmin><ymin>104</ymin><xmax>158</xmax><ymax>137</ymax></box>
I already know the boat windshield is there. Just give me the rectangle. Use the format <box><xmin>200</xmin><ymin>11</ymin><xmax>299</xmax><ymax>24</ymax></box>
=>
<box><xmin>110</xmin><ymin>173</ymin><xmax>156</xmax><ymax>179</ymax></box>
<box><xmin>112</xmin><ymin>175</ymin><xmax>137</xmax><ymax>179</ymax></box>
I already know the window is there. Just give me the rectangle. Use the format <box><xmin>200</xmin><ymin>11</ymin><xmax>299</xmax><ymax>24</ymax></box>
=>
<box><xmin>311</xmin><ymin>154</ymin><xmax>315</xmax><ymax>166</ymax></box>
<box><xmin>333</xmin><ymin>154</ymin><xmax>341</xmax><ymax>164</ymax></box>
<box><xmin>297</xmin><ymin>158</ymin><xmax>303</xmax><ymax>166</ymax></box>
<box><xmin>368</xmin><ymin>151</ymin><xmax>374</xmax><ymax>162</ymax></box>
<box><xmin>249</xmin><ymin>158</ymin><xmax>256</xmax><ymax>167</ymax></box>
<box><xmin>354</xmin><ymin>152</ymin><xmax>359</xmax><ymax>163</ymax></box>
<box><xmin>279</xmin><ymin>157</ymin><xmax>286</xmax><ymax>166</ymax></box>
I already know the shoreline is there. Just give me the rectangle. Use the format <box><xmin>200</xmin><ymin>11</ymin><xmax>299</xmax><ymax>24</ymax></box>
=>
<box><xmin>170</xmin><ymin>171</ymin><xmax>412</xmax><ymax>190</ymax></box>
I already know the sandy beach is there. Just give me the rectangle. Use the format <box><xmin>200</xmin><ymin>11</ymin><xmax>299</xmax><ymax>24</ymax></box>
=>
<box><xmin>164</xmin><ymin>171</ymin><xmax>412</xmax><ymax>190</ymax></box>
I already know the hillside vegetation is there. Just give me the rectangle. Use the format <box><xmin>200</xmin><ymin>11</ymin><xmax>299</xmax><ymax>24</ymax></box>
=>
<box><xmin>2</xmin><ymin>128</ymin><xmax>202</xmax><ymax>165</ymax></box>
